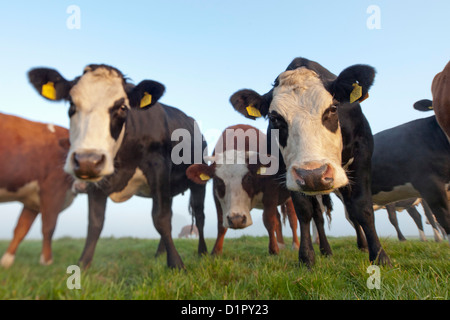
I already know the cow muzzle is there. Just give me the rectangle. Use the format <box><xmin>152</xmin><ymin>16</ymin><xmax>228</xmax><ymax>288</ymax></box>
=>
<box><xmin>292</xmin><ymin>162</ymin><xmax>335</xmax><ymax>193</ymax></box>
<box><xmin>226</xmin><ymin>213</ymin><xmax>252</xmax><ymax>229</ymax></box>
<box><xmin>71</xmin><ymin>151</ymin><xmax>106</xmax><ymax>180</ymax></box>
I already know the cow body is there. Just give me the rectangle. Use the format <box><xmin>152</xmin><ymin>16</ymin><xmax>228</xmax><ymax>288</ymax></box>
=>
<box><xmin>28</xmin><ymin>65</ymin><xmax>207</xmax><ymax>269</ymax></box>
<box><xmin>0</xmin><ymin>113</ymin><xmax>76</xmax><ymax>267</ymax></box>
<box><xmin>414</xmin><ymin>60</ymin><xmax>450</xmax><ymax>140</ymax></box>
<box><xmin>371</xmin><ymin>116</ymin><xmax>450</xmax><ymax>244</ymax></box>
<box><xmin>186</xmin><ymin>125</ymin><xmax>305</xmax><ymax>254</ymax></box>
<box><xmin>230</xmin><ymin>57</ymin><xmax>390</xmax><ymax>266</ymax></box>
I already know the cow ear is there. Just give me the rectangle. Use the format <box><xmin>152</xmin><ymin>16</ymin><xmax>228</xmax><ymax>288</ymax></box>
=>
<box><xmin>329</xmin><ymin>64</ymin><xmax>376</xmax><ymax>104</ymax></box>
<box><xmin>413</xmin><ymin>99</ymin><xmax>433</xmax><ymax>111</ymax></box>
<box><xmin>186</xmin><ymin>164</ymin><xmax>215</xmax><ymax>185</ymax></box>
<box><xmin>128</xmin><ymin>80</ymin><xmax>165</xmax><ymax>109</ymax></box>
<box><xmin>28</xmin><ymin>68</ymin><xmax>72</xmax><ymax>101</ymax></box>
<box><xmin>229</xmin><ymin>89</ymin><xmax>272</xmax><ymax>120</ymax></box>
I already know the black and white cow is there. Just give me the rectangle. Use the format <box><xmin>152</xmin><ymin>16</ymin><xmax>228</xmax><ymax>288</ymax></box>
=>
<box><xmin>230</xmin><ymin>57</ymin><xmax>390</xmax><ymax>266</ymax></box>
<box><xmin>28</xmin><ymin>64</ymin><xmax>208</xmax><ymax>269</ymax></box>
<box><xmin>371</xmin><ymin>116</ymin><xmax>450</xmax><ymax>245</ymax></box>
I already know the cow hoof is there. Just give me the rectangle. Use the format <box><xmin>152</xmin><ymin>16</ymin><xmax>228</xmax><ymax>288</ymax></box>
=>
<box><xmin>39</xmin><ymin>254</ymin><xmax>53</xmax><ymax>266</ymax></box>
<box><xmin>291</xmin><ymin>242</ymin><xmax>300</xmax><ymax>251</ymax></box>
<box><xmin>277</xmin><ymin>242</ymin><xmax>286</xmax><ymax>250</ymax></box>
<box><xmin>1</xmin><ymin>253</ymin><xmax>15</xmax><ymax>268</ymax></box>
<box><xmin>375</xmin><ymin>250</ymin><xmax>391</xmax><ymax>267</ymax></box>
<box><xmin>299</xmin><ymin>251</ymin><xmax>315</xmax><ymax>268</ymax></box>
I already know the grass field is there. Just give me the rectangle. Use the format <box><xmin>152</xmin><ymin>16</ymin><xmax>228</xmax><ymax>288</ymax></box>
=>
<box><xmin>0</xmin><ymin>236</ymin><xmax>448</xmax><ymax>300</ymax></box>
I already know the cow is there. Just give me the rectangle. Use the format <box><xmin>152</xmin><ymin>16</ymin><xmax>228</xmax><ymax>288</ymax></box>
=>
<box><xmin>229</xmin><ymin>57</ymin><xmax>390</xmax><ymax>266</ymax></box>
<box><xmin>371</xmin><ymin>116</ymin><xmax>450</xmax><ymax>245</ymax></box>
<box><xmin>0</xmin><ymin>112</ymin><xmax>77</xmax><ymax>268</ymax></box>
<box><xmin>178</xmin><ymin>224</ymin><xmax>199</xmax><ymax>238</ymax></box>
<box><xmin>27</xmin><ymin>64</ymin><xmax>208</xmax><ymax>269</ymax></box>
<box><xmin>414</xmin><ymin>60</ymin><xmax>450</xmax><ymax>140</ymax></box>
<box><xmin>186</xmin><ymin>125</ymin><xmax>303</xmax><ymax>254</ymax></box>
<box><xmin>373</xmin><ymin>198</ymin><xmax>444</xmax><ymax>242</ymax></box>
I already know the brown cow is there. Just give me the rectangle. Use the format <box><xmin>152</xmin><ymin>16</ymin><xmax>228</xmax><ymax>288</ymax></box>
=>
<box><xmin>0</xmin><ymin>113</ymin><xmax>77</xmax><ymax>268</ymax></box>
<box><xmin>178</xmin><ymin>224</ymin><xmax>199</xmax><ymax>238</ymax></box>
<box><xmin>414</xmin><ymin>60</ymin><xmax>450</xmax><ymax>139</ymax></box>
<box><xmin>186</xmin><ymin>124</ymin><xmax>331</xmax><ymax>255</ymax></box>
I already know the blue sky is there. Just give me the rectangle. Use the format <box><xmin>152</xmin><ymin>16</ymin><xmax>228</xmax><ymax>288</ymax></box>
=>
<box><xmin>0</xmin><ymin>1</ymin><xmax>449</xmax><ymax>242</ymax></box>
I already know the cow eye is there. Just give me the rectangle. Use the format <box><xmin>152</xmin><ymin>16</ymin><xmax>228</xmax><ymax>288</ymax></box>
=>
<box><xmin>68</xmin><ymin>103</ymin><xmax>76</xmax><ymax>117</ymax></box>
<box><xmin>268</xmin><ymin>112</ymin><xmax>287</xmax><ymax>128</ymax></box>
<box><xmin>330</xmin><ymin>105</ymin><xmax>337</xmax><ymax>113</ymax></box>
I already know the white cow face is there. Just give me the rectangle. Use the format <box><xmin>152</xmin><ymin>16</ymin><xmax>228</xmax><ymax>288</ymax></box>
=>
<box><xmin>269</xmin><ymin>67</ymin><xmax>346</xmax><ymax>194</ymax></box>
<box><xmin>187</xmin><ymin>150</ymin><xmax>270</xmax><ymax>229</ymax></box>
<box><xmin>28</xmin><ymin>64</ymin><xmax>165</xmax><ymax>181</ymax></box>
<box><xmin>229</xmin><ymin>59</ymin><xmax>375</xmax><ymax>195</ymax></box>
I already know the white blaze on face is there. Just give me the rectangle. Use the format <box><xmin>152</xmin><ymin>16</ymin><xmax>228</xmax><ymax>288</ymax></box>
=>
<box><xmin>270</xmin><ymin>67</ymin><xmax>348</xmax><ymax>193</ymax></box>
<box><xmin>213</xmin><ymin>150</ymin><xmax>253</xmax><ymax>229</ymax></box>
<box><xmin>65</xmin><ymin>67</ymin><xmax>128</xmax><ymax>177</ymax></box>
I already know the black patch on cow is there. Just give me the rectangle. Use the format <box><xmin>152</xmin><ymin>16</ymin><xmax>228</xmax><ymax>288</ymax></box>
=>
<box><xmin>322</xmin><ymin>105</ymin><xmax>339</xmax><ymax>133</ymax></box>
<box><xmin>214</xmin><ymin>177</ymin><xmax>226</xmax><ymax>198</ymax></box>
<box><xmin>109</xmin><ymin>98</ymin><xmax>128</xmax><ymax>140</ymax></box>
<box><xmin>268</xmin><ymin>111</ymin><xmax>288</xmax><ymax>148</ymax></box>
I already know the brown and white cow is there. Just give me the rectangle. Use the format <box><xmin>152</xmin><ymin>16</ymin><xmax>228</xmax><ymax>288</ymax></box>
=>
<box><xmin>187</xmin><ymin>124</ymin><xmax>332</xmax><ymax>255</ymax></box>
<box><xmin>0</xmin><ymin>113</ymin><xmax>77</xmax><ymax>268</ymax></box>
<box><xmin>414</xmin><ymin>60</ymin><xmax>450</xmax><ymax>140</ymax></box>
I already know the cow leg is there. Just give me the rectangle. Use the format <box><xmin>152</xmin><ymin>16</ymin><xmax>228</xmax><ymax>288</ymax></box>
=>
<box><xmin>189</xmin><ymin>183</ymin><xmax>207</xmax><ymax>255</ymax></box>
<box><xmin>275</xmin><ymin>208</ymin><xmax>286</xmax><ymax>248</ymax></box>
<box><xmin>337</xmin><ymin>191</ymin><xmax>368</xmax><ymax>250</ymax></box>
<box><xmin>1</xmin><ymin>207</ymin><xmax>39</xmax><ymax>268</ymax></box>
<box><xmin>262</xmin><ymin>205</ymin><xmax>280</xmax><ymax>255</ymax></box>
<box><xmin>211</xmin><ymin>193</ymin><xmax>227</xmax><ymax>255</ymax></box>
<box><xmin>341</xmin><ymin>186</ymin><xmax>390</xmax><ymax>265</ymax></box>
<box><xmin>420</xmin><ymin>185</ymin><xmax>450</xmax><ymax>244</ymax></box>
<box><xmin>421</xmin><ymin>200</ymin><xmax>443</xmax><ymax>242</ymax></box>
<box><xmin>152</xmin><ymin>193</ymin><xmax>184</xmax><ymax>269</ymax></box>
<box><xmin>284</xmin><ymin>200</ymin><xmax>299</xmax><ymax>250</ymax></box>
<box><xmin>155</xmin><ymin>239</ymin><xmax>166</xmax><ymax>256</ymax></box>
<box><xmin>78</xmin><ymin>189</ymin><xmax>107</xmax><ymax>269</ymax></box>
<box><xmin>385</xmin><ymin>204</ymin><xmax>407</xmax><ymax>241</ymax></box>
<box><xmin>291</xmin><ymin>192</ymin><xmax>315</xmax><ymax>267</ymax></box>
<box><xmin>405</xmin><ymin>206</ymin><xmax>427</xmax><ymax>241</ymax></box>
<box><xmin>312</xmin><ymin>199</ymin><xmax>332</xmax><ymax>256</ymax></box>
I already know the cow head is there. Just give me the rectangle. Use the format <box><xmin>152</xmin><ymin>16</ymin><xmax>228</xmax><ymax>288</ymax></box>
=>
<box><xmin>187</xmin><ymin>150</ymin><xmax>273</xmax><ymax>229</ymax></box>
<box><xmin>230</xmin><ymin>58</ymin><xmax>375</xmax><ymax>195</ymax></box>
<box><xmin>28</xmin><ymin>64</ymin><xmax>165</xmax><ymax>181</ymax></box>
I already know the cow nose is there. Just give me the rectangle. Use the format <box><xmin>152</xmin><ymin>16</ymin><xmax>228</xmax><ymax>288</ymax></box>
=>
<box><xmin>227</xmin><ymin>214</ymin><xmax>247</xmax><ymax>229</ymax></box>
<box><xmin>292</xmin><ymin>162</ymin><xmax>334</xmax><ymax>192</ymax></box>
<box><xmin>72</xmin><ymin>152</ymin><xmax>106</xmax><ymax>180</ymax></box>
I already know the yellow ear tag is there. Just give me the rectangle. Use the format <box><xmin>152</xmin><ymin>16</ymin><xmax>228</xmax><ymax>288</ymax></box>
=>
<box><xmin>428</xmin><ymin>105</ymin><xmax>433</xmax><ymax>110</ymax></box>
<box><xmin>349</xmin><ymin>83</ymin><xmax>362</xmax><ymax>103</ymax></box>
<box><xmin>256</xmin><ymin>167</ymin><xmax>267</xmax><ymax>175</ymax></box>
<box><xmin>41</xmin><ymin>82</ymin><xmax>56</xmax><ymax>100</ymax></box>
<box><xmin>140</xmin><ymin>92</ymin><xmax>152</xmax><ymax>108</ymax></box>
<box><xmin>246</xmin><ymin>105</ymin><xmax>262</xmax><ymax>118</ymax></box>
<box><xmin>199</xmin><ymin>173</ymin><xmax>210</xmax><ymax>181</ymax></box>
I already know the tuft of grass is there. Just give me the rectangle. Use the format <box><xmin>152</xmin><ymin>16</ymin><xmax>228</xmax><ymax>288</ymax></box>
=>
<box><xmin>0</xmin><ymin>236</ymin><xmax>448</xmax><ymax>300</ymax></box>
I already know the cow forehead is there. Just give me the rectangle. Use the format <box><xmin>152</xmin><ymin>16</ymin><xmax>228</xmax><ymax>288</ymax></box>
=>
<box><xmin>270</xmin><ymin>67</ymin><xmax>333</xmax><ymax>121</ymax></box>
<box><xmin>215</xmin><ymin>162</ymin><xmax>249</xmax><ymax>181</ymax></box>
<box><xmin>70</xmin><ymin>68</ymin><xmax>126</xmax><ymax>109</ymax></box>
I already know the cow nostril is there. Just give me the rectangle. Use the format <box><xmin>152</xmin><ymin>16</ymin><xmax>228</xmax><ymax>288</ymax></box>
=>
<box><xmin>227</xmin><ymin>216</ymin><xmax>233</xmax><ymax>227</ymax></box>
<box><xmin>242</xmin><ymin>215</ymin><xmax>247</xmax><ymax>225</ymax></box>
<box><xmin>93</xmin><ymin>154</ymin><xmax>105</xmax><ymax>170</ymax></box>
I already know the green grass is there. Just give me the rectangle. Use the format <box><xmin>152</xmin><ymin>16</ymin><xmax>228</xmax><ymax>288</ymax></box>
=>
<box><xmin>0</xmin><ymin>236</ymin><xmax>448</xmax><ymax>300</ymax></box>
